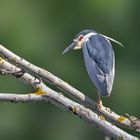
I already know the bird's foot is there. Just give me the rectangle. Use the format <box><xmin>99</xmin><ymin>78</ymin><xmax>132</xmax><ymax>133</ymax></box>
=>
<box><xmin>97</xmin><ymin>97</ymin><xmax>103</xmax><ymax>110</ymax></box>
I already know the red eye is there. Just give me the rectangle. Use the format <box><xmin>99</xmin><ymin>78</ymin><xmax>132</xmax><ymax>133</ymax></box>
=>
<box><xmin>79</xmin><ymin>35</ymin><xmax>84</xmax><ymax>41</ymax></box>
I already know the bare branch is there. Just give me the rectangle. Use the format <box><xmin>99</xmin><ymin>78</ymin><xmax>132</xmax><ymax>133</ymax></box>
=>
<box><xmin>0</xmin><ymin>93</ymin><xmax>48</xmax><ymax>103</ymax></box>
<box><xmin>0</xmin><ymin>44</ymin><xmax>139</xmax><ymax>133</ymax></box>
<box><xmin>0</xmin><ymin>93</ymin><xmax>140</xmax><ymax>140</ymax></box>
<box><xmin>0</xmin><ymin>93</ymin><xmax>138</xmax><ymax>140</ymax></box>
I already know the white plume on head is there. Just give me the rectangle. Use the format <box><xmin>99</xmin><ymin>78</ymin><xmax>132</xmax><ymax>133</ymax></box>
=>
<box><xmin>100</xmin><ymin>34</ymin><xmax>124</xmax><ymax>48</ymax></box>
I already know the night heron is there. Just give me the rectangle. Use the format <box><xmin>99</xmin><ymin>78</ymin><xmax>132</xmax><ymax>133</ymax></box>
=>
<box><xmin>63</xmin><ymin>29</ymin><xmax>123</xmax><ymax>108</ymax></box>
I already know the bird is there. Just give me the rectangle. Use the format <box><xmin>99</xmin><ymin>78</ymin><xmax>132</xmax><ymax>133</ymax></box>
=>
<box><xmin>62</xmin><ymin>29</ymin><xmax>123</xmax><ymax>109</ymax></box>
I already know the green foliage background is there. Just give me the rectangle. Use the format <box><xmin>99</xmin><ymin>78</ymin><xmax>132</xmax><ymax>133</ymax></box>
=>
<box><xmin>0</xmin><ymin>0</ymin><xmax>139</xmax><ymax>139</ymax></box>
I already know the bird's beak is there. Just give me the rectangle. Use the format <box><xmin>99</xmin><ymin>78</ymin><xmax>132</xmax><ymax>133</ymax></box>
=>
<box><xmin>62</xmin><ymin>42</ymin><xmax>76</xmax><ymax>54</ymax></box>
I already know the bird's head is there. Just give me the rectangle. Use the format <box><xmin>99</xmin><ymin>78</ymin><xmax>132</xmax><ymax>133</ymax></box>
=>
<box><xmin>62</xmin><ymin>30</ymin><xmax>97</xmax><ymax>54</ymax></box>
<box><xmin>62</xmin><ymin>29</ymin><xmax>124</xmax><ymax>54</ymax></box>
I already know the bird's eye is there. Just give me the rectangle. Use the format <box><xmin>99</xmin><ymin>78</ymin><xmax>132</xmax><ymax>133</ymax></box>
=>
<box><xmin>79</xmin><ymin>35</ymin><xmax>84</xmax><ymax>41</ymax></box>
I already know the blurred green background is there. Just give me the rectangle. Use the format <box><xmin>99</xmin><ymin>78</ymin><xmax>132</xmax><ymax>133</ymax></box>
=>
<box><xmin>0</xmin><ymin>0</ymin><xmax>140</xmax><ymax>139</ymax></box>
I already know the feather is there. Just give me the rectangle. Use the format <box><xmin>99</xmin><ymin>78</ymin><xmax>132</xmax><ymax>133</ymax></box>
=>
<box><xmin>100</xmin><ymin>34</ymin><xmax>124</xmax><ymax>48</ymax></box>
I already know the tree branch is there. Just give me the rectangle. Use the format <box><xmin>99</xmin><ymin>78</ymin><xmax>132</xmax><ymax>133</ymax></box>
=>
<box><xmin>0</xmin><ymin>93</ymin><xmax>48</xmax><ymax>103</ymax></box>
<box><xmin>0</xmin><ymin>44</ymin><xmax>140</xmax><ymax>133</ymax></box>
<box><xmin>0</xmin><ymin>93</ymin><xmax>139</xmax><ymax>140</ymax></box>
<box><xmin>0</xmin><ymin>45</ymin><xmax>139</xmax><ymax>139</ymax></box>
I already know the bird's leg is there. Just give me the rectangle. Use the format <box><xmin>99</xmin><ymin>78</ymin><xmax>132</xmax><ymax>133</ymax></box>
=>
<box><xmin>97</xmin><ymin>95</ymin><xmax>103</xmax><ymax>110</ymax></box>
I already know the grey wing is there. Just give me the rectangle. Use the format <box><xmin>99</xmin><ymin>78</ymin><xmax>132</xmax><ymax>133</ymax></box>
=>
<box><xmin>87</xmin><ymin>35</ymin><xmax>114</xmax><ymax>74</ymax></box>
<box><xmin>82</xmin><ymin>35</ymin><xmax>115</xmax><ymax>96</ymax></box>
